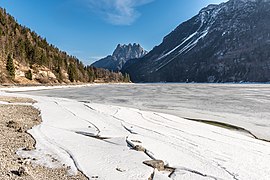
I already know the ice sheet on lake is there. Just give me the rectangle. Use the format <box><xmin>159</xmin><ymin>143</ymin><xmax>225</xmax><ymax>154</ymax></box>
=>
<box><xmin>1</xmin><ymin>90</ymin><xmax>269</xmax><ymax>180</ymax></box>
<box><xmin>20</xmin><ymin>83</ymin><xmax>270</xmax><ymax>141</ymax></box>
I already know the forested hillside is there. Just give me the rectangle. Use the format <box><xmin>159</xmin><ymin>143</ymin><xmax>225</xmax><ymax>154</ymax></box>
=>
<box><xmin>0</xmin><ymin>8</ymin><xmax>129</xmax><ymax>84</ymax></box>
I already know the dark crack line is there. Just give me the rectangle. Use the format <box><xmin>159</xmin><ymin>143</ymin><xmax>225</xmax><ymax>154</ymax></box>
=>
<box><xmin>135</xmin><ymin>112</ymin><xmax>218</xmax><ymax>152</ymax></box>
<box><xmin>74</xmin><ymin>131</ymin><xmax>121</xmax><ymax>145</ymax></box>
<box><xmin>51</xmin><ymin>142</ymin><xmax>89</xmax><ymax>180</ymax></box>
<box><xmin>113</xmin><ymin>108</ymin><xmax>120</xmax><ymax>116</ymax></box>
<box><xmin>121</xmin><ymin>123</ymin><xmax>137</xmax><ymax>134</ymax></box>
<box><xmin>153</xmin><ymin>113</ymin><xmax>180</xmax><ymax>124</ymax></box>
<box><xmin>178</xmin><ymin>167</ymin><xmax>219</xmax><ymax>180</ymax></box>
<box><xmin>83</xmin><ymin>104</ymin><xmax>96</xmax><ymax>111</ymax></box>
<box><xmin>216</xmin><ymin>163</ymin><xmax>239</xmax><ymax>180</ymax></box>
<box><xmin>54</xmin><ymin>101</ymin><xmax>101</xmax><ymax>135</ymax></box>
<box><xmin>138</xmin><ymin>111</ymin><xmax>217</xmax><ymax>144</ymax></box>
<box><xmin>118</xmin><ymin>115</ymin><xmax>202</xmax><ymax>154</ymax></box>
<box><xmin>31</xmin><ymin>125</ymin><xmax>89</xmax><ymax>179</ymax></box>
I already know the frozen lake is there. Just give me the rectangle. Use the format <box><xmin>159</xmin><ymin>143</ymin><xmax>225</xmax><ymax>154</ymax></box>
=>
<box><xmin>20</xmin><ymin>83</ymin><xmax>270</xmax><ymax>141</ymax></box>
<box><xmin>7</xmin><ymin>84</ymin><xmax>270</xmax><ymax>179</ymax></box>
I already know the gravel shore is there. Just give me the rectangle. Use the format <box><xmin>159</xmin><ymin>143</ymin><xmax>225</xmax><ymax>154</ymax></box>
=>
<box><xmin>0</xmin><ymin>96</ymin><xmax>87</xmax><ymax>180</ymax></box>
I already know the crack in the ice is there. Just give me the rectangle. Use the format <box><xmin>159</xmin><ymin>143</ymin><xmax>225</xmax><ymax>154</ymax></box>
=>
<box><xmin>113</xmin><ymin>108</ymin><xmax>120</xmax><ymax>116</ymax></box>
<box><xmin>50</xmin><ymin>142</ymin><xmax>89</xmax><ymax>179</ymax></box>
<box><xmin>148</xmin><ymin>170</ymin><xmax>155</xmax><ymax>180</ymax></box>
<box><xmin>74</xmin><ymin>131</ymin><xmax>122</xmax><ymax>145</ymax></box>
<box><xmin>120</xmin><ymin>118</ymin><xmax>204</xmax><ymax>156</ymax></box>
<box><xmin>75</xmin><ymin>131</ymin><xmax>108</xmax><ymax>139</ymax></box>
<box><xmin>216</xmin><ymin>163</ymin><xmax>239</xmax><ymax>180</ymax></box>
<box><xmin>30</xmin><ymin>124</ymin><xmax>89</xmax><ymax>179</ymax></box>
<box><xmin>153</xmin><ymin>113</ymin><xmax>180</xmax><ymax>123</ymax></box>
<box><xmin>83</xmin><ymin>104</ymin><xmax>96</xmax><ymax>111</ymax></box>
<box><xmin>121</xmin><ymin>123</ymin><xmax>137</xmax><ymax>134</ymax></box>
<box><xmin>153</xmin><ymin>113</ymin><xmax>225</xmax><ymax>143</ymax></box>
<box><xmin>137</xmin><ymin>112</ymin><xmax>217</xmax><ymax>148</ymax></box>
<box><xmin>54</xmin><ymin>101</ymin><xmax>101</xmax><ymax>135</ymax></box>
<box><xmin>178</xmin><ymin>167</ymin><xmax>219</xmax><ymax>180</ymax></box>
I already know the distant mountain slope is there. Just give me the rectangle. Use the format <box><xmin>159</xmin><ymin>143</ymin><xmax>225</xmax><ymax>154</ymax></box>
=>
<box><xmin>0</xmin><ymin>8</ymin><xmax>126</xmax><ymax>84</ymax></box>
<box><xmin>123</xmin><ymin>0</ymin><xmax>270</xmax><ymax>83</ymax></box>
<box><xmin>92</xmin><ymin>43</ymin><xmax>147</xmax><ymax>71</ymax></box>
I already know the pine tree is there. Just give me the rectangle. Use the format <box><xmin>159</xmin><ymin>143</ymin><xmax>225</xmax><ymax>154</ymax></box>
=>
<box><xmin>25</xmin><ymin>69</ymin><xmax>32</xmax><ymax>80</ymax></box>
<box><xmin>123</xmin><ymin>73</ymin><xmax>130</xmax><ymax>82</ymax></box>
<box><xmin>87</xmin><ymin>66</ymin><xmax>96</xmax><ymax>82</ymax></box>
<box><xmin>68</xmin><ymin>63</ymin><xmax>76</xmax><ymax>82</ymax></box>
<box><xmin>6</xmin><ymin>54</ymin><xmax>15</xmax><ymax>78</ymax></box>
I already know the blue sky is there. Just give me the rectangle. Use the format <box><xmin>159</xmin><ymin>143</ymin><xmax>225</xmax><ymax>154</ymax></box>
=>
<box><xmin>0</xmin><ymin>0</ymin><xmax>227</xmax><ymax>64</ymax></box>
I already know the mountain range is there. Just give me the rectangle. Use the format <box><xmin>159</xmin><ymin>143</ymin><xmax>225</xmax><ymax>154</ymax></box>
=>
<box><xmin>2</xmin><ymin>0</ymin><xmax>270</xmax><ymax>84</ymax></box>
<box><xmin>122</xmin><ymin>0</ymin><xmax>270</xmax><ymax>83</ymax></box>
<box><xmin>92</xmin><ymin>43</ymin><xmax>147</xmax><ymax>72</ymax></box>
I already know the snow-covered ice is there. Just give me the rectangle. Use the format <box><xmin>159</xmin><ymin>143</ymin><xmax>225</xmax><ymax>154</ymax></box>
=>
<box><xmin>22</xmin><ymin>83</ymin><xmax>270</xmax><ymax>141</ymax></box>
<box><xmin>1</xmin><ymin>87</ymin><xmax>270</xmax><ymax>180</ymax></box>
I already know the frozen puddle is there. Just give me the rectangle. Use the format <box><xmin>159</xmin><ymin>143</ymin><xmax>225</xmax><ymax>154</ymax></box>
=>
<box><xmin>14</xmin><ymin>95</ymin><xmax>270</xmax><ymax>180</ymax></box>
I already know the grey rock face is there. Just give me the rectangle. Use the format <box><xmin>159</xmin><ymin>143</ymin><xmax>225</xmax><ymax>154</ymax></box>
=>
<box><xmin>92</xmin><ymin>43</ymin><xmax>147</xmax><ymax>71</ymax></box>
<box><xmin>123</xmin><ymin>0</ymin><xmax>270</xmax><ymax>82</ymax></box>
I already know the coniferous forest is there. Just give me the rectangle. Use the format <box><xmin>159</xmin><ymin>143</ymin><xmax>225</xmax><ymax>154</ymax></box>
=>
<box><xmin>0</xmin><ymin>8</ymin><xmax>129</xmax><ymax>84</ymax></box>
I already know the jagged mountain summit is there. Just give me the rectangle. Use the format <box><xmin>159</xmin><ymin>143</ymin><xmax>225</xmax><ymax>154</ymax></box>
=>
<box><xmin>92</xmin><ymin>43</ymin><xmax>148</xmax><ymax>71</ymax></box>
<box><xmin>123</xmin><ymin>0</ymin><xmax>270</xmax><ymax>82</ymax></box>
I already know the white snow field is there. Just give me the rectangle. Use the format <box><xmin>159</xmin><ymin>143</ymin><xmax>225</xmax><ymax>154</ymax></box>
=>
<box><xmin>1</xmin><ymin>88</ymin><xmax>270</xmax><ymax>180</ymax></box>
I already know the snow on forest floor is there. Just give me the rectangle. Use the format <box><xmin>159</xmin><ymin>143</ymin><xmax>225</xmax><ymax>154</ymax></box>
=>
<box><xmin>1</xmin><ymin>90</ymin><xmax>270</xmax><ymax>180</ymax></box>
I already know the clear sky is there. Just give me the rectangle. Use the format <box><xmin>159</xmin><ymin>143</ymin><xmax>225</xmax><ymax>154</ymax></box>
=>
<box><xmin>0</xmin><ymin>0</ymin><xmax>227</xmax><ymax>64</ymax></box>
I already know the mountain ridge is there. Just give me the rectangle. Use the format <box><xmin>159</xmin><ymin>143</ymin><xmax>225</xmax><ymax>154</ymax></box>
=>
<box><xmin>123</xmin><ymin>0</ymin><xmax>270</xmax><ymax>82</ymax></box>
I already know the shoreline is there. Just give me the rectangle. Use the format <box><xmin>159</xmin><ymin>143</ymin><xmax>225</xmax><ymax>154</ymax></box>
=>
<box><xmin>2</xmin><ymin>82</ymin><xmax>270</xmax><ymax>92</ymax></box>
<box><xmin>0</xmin><ymin>82</ymin><xmax>134</xmax><ymax>92</ymax></box>
<box><xmin>0</xmin><ymin>96</ymin><xmax>87</xmax><ymax>180</ymax></box>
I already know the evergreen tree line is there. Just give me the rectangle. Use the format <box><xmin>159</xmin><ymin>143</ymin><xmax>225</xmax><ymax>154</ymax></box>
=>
<box><xmin>0</xmin><ymin>8</ymin><xmax>130</xmax><ymax>84</ymax></box>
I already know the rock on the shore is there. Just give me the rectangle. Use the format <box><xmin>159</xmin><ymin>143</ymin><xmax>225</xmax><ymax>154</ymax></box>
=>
<box><xmin>143</xmin><ymin>160</ymin><xmax>165</xmax><ymax>171</ymax></box>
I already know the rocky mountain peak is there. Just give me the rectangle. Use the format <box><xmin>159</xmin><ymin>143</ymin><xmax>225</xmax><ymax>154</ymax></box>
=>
<box><xmin>92</xmin><ymin>43</ymin><xmax>147</xmax><ymax>71</ymax></box>
<box><xmin>112</xmin><ymin>43</ymin><xmax>147</xmax><ymax>59</ymax></box>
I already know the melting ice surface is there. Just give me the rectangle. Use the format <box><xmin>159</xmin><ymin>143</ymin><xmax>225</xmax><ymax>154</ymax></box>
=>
<box><xmin>9</xmin><ymin>83</ymin><xmax>270</xmax><ymax>179</ymax></box>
